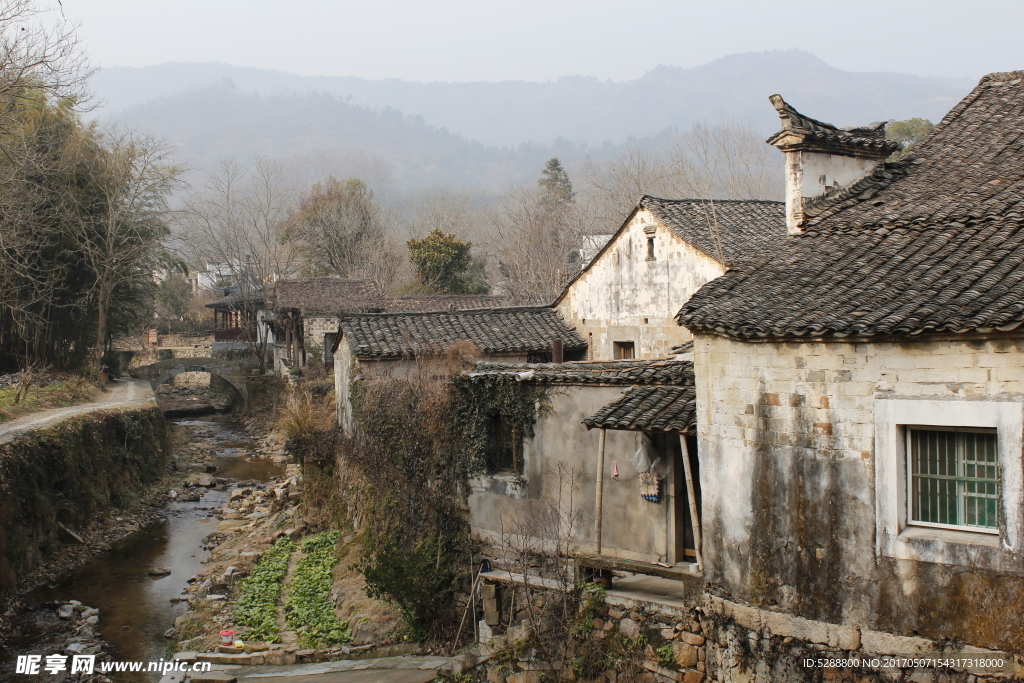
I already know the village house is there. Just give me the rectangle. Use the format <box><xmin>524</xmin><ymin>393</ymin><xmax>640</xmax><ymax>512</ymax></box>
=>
<box><xmin>675</xmin><ymin>71</ymin><xmax>1024</xmax><ymax>665</ymax></box>
<box><xmin>554</xmin><ymin>196</ymin><xmax>785</xmax><ymax>360</ymax></box>
<box><xmin>270</xmin><ymin>277</ymin><xmax>385</xmax><ymax>373</ymax></box>
<box><xmin>331</xmin><ymin>306</ymin><xmax>586</xmax><ymax>430</ymax></box>
<box><xmin>464</xmin><ymin>359</ymin><xmax>700</xmax><ymax>573</ymax></box>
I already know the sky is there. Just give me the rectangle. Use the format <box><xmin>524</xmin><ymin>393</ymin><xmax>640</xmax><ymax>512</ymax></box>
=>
<box><xmin>61</xmin><ymin>0</ymin><xmax>1020</xmax><ymax>83</ymax></box>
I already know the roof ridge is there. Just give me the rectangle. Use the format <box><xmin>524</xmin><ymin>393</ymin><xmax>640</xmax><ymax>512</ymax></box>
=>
<box><xmin>641</xmin><ymin>195</ymin><xmax>784</xmax><ymax>206</ymax></box>
<box><xmin>340</xmin><ymin>305</ymin><xmax>557</xmax><ymax>320</ymax></box>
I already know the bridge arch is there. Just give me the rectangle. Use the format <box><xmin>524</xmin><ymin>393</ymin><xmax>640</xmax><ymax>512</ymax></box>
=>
<box><xmin>129</xmin><ymin>357</ymin><xmax>251</xmax><ymax>408</ymax></box>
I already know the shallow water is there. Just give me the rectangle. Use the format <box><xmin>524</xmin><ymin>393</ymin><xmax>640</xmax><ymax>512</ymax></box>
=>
<box><xmin>22</xmin><ymin>416</ymin><xmax>283</xmax><ymax>681</ymax></box>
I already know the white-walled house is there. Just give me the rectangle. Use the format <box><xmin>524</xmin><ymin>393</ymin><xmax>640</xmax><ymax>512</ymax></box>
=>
<box><xmin>678</xmin><ymin>72</ymin><xmax>1024</xmax><ymax>662</ymax></box>
<box><xmin>554</xmin><ymin>196</ymin><xmax>784</xmax><ymax>361</ymax></box>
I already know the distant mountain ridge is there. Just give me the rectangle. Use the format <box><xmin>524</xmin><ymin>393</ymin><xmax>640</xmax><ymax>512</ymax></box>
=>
<box><xmin>93</xmin><ymin>50</ymin><xmax>975</xmax><ymax>147</ymax></box>
<box><xmin>92</xmin><ymin>50</ymin><xmax>979</xmax><ymax>191</ymax></box>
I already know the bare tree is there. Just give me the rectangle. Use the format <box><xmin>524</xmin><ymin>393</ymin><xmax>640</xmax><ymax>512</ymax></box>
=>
<box><xmin>579</xmin><ymin>120</ymin><xmax>784</xmax><ymax>237</ymax></box>
<box><xmin>68</xmin><ymin>129</ymin><xmax>181</xmax><ymax>375</ymax></box>
<box><xmin>488</xmin><ymin>183</ymin><xmax>584</xmax><ymax>304</ymax></box>
<box><xmin>0</xmin><ymin>0</ymin><xmax>92</xmax><ymax>160</ymax></box>
<box><xmin>181</xmin><ymin>158</ymin><xmax>298</xmax><ymax>373</ymax></box>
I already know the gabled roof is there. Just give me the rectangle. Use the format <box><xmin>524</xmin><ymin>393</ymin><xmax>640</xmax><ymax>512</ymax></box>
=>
<box><xmin>338</xmin><ymin>306</ymin><xmax>585</xmax><ymax>359</ymax></box>
<box><xmin>384</xmin><ymin>295</ymin><xmax>506</xmax><ymax>313</ymax></box>
<box><xmin>583</xmin><ymin>385</ymin><xmax>696</xmax><ymax>433</ymax></box>
<box><xmin>640</xmin><ymin>196</ymin><xmax>786</xmax><ymax>266</ymax></box>
<box><xmin>678</xmin><ymin>71</ymin><xmax>1024</xmax><ymax>340</ymax></box>
<box><xmin>467</xmin><ymin>359</ymin><xmax>696</xmax><ymax>432</ymax></box>
<box><xmin>274</xmin><ymin>278</ymin><xmax>384</xmax><ymax>316</ymax></box>
<box><xmin>553</xmin><ymin>196</ymin><xmax>784</xmax><ymax>305</ymax></box>
<box><xmin>468</xmin><ymin>359</ymin><xmax>691</xmax><ymax>386</ymax></box>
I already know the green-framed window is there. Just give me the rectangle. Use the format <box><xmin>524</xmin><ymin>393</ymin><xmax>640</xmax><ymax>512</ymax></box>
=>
<box><xmin>908</xmin><ymin>426</ymin><xmax>999</xmax><ymax>532</ymax></box>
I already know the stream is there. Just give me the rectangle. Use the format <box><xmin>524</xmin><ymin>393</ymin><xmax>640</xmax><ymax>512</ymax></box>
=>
<box><xmin>15</xmin><ymin>416</ymin><xmax>283</xmax><ymax>682</ymax></box>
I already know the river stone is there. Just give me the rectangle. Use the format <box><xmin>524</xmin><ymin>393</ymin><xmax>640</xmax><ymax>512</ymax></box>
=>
<box><xmin>57</xmin><ymin>604</ymin><xmax>75</xmax><ymax>619</ymax></box>
<box><xmin>85</xmin><ymin>615</ymin><xmax>99</xmax><ymax>626</ymax></box>
<box><xmin>65</xmin><ymin>642</ymin><xmax>86</xmax><ymax>654</ymax></box>
<box><xmin>148</xmin><ymin>567</ymin><xmax>172</xmax><ymax>577</ymax></box>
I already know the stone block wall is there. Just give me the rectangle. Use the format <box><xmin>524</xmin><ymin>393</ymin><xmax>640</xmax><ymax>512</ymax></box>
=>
<box><xmin>692</xmin><ymin>334</ymin><xmax>1024</xmax><ymax>652</ymax></box>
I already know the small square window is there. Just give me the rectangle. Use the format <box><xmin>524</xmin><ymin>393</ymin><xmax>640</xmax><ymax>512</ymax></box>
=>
<box><xmin>613</xmin><ymin>341</ymin><xmax>635</xmax><ymax>360</ymax></box>
<box><xmin>908</xmin><ymin>426</ymin><xmax>999</xmax><ymax>532</ymax></box>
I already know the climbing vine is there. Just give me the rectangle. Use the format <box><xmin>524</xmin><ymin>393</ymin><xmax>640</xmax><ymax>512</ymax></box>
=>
<box><xmin>450</xmin><ymin>373</ymin><xmax>549</xmax><ymax>473</ymax></box>
<box><xmin>336</xmin><ymin>352</ymin><xmax>549</xmax><ymax>643</ymax></box>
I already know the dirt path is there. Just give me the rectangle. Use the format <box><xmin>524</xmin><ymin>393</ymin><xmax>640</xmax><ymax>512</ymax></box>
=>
<box><xmin>0</xmin><ymin>378</ymin><xmax>157</xmax><ymax>445</ymax></box>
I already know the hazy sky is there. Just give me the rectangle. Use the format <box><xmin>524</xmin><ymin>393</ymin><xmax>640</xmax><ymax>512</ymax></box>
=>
<box><xmin>64</xmin><ymin>0</ymin><xmax>1020</xmax><ymax>83</ymax></box>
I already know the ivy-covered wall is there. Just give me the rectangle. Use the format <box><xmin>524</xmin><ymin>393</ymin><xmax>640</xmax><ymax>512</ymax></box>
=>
<box><xmin>0</xmin><ymin>407</ymin><xmax>168</xmax><ymax>604</ymax></box>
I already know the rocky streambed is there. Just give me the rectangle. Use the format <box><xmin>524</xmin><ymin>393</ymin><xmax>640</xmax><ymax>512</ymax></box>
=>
<box><xmin>2</xmin><ymin>412</ymin><xmax>293</xmax><ymax>681</ymax></box>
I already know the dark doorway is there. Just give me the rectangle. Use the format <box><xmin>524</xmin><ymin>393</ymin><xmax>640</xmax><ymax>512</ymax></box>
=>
<box><xmin>653</xmin><ymin>432</ymin><xmax>701</xmax><ymax>563</ymax></box>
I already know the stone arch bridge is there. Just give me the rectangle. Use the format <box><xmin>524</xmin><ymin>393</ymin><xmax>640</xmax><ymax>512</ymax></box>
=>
<box><xmin>129</xmin><ymin>357</ymin><xmax>255</xmax><ymax>407</ymax></box>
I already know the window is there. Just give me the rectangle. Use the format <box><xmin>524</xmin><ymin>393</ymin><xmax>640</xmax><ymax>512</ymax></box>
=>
<box><xmin>324</xmin><ymin>333</ymin><xmax>337</xmax><ymax>366</ymax></box>
<box><xmin>527</xmin><ymin>350</ymin><xmax>551</xmax><ymax>363</ymax></box>
<box><xmin>908</xmin><ymin>427</ymin><xmax>999</xmax><ymax>532</ymax></box>
<box><xmin>646</xmin><ymin>236</ymin><xmax>656</xmax><ymax>261</ymax></box>
<box><xmin>874</xmin><ymin>398</ymin><xmax>1023</xmax><ymax>568</ymax></box>
<box><xmin>487</xmin><ymin>415</ymin><xmax>521</xmax><ymax>474</ymax></box>
<box><xmin>613</xmin><ymin>341</ymin><xmax>635</xmax><ymax>360</ymax></box>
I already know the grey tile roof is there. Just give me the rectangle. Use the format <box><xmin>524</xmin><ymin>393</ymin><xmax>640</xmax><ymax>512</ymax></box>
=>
<box><xmin>469</xmin><ymin>359</ymin><xmax>692</xmax><ymax>386</ymax></box>
<box><xmin>384</xmin><ymin>295</ymin><xmax>507</xmax><ymax>313</ymax></box>
<box><xmin>582</xmin><ymin>385</ymin><xmax>696</xmax><ymax>433</ymax></box>
<box><xmin>274</xmin><ymin>278</ymin><xmax>384</xmax><ymax>316</ymax></box>
<box><xmin>678</xmin><ymin>72</ymin><xmax>1024</xmax><ymax>340</ymax></box>
<box><xmin>340</xmin><ymin>307</ymin><xmax>586</xmax><ymax>359</ymax></box>
<box><xmin>205</xmin><ymin>290</ymin><xmax>264</xmax><ymax>310</ymax></box>
<box><xmin>765</xmin><ymin>93</ymin><xmax>898</xmax><ymax>163</ymax></box>
<box><xmin>639</xmin><ymin>196</ymin><xmax>786</xmax><ymax>266</ymax></box>
<box><xmin>797</xmin><ymin>73</ymin><xmax>1024</xmax><ymax>235</ymax></box>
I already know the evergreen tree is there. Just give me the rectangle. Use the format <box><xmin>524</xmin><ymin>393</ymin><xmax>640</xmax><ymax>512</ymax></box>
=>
<box><xmin>406</xmin><ymin>228</ymin><xmax>487</xmax><ymax>294</ymax></box>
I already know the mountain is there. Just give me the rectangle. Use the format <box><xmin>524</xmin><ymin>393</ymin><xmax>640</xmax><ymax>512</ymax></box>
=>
<box><xmin>93</xmin><ymin>50</ymin><xmax>977</xmax><ymax>190</ymax></box>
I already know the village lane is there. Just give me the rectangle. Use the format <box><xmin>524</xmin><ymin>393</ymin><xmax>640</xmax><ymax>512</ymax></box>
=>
<box><xmin>0</xmin><ymin>378</ymin><xmax>157</xmax><ymax>445</ymax></box>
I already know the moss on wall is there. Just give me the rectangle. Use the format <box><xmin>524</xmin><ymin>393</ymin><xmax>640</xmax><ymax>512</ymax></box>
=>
<box><xmin>0</xmin><ymin>407</ymin><xmax>168</xmax><ymax>604</ymax></box>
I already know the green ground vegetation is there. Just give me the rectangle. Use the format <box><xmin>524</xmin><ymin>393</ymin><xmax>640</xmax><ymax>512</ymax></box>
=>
<box><xmin>284</xmin><ymin>531</ymin><xmax>352</xmax><ymax>647</ymax></box>
<box><xmin>235</xmin><ymin>537</ymin><xmax>295</xmax><ymax>642</ymax></box>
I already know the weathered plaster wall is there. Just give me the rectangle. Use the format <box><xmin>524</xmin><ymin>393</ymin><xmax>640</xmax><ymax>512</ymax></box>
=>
<box><xmin>693</xmin><ymin>333</ymin><xmax>1024</xmax><ymax>651</ymax></box>
<box><xmin>469</xmin><ymin>386</ymin><xmax>678</xmax><ymax>564</ymax></box>
<box><xmin>558</xmin><ymin>209</ymin><xmax>724</xmax><ymax>361</ymax></box>
<box><xmin>782</xmin><ymin>150</ymin><xmax>880</xmax><ymax>233</ymax></box>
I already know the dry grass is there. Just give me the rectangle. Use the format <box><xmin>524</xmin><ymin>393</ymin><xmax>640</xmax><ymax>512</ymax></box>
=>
<box><xmin>276</xmin><ymin>392</ymin><xmax>334</xmax><ymax>442</ymax></box>
<box><xmin>0</xmin><ymin>376</ymin><xmax>99</xmax><ymax>423</ymax></box>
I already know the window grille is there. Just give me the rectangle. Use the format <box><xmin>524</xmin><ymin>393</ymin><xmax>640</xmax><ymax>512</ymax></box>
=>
<box><xmin>908</xmin><ymin>427</ymin><xmax>999</xmax><ymax>531</ymax></box>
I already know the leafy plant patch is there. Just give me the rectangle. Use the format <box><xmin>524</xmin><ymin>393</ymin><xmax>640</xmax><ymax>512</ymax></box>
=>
<box><xmin>234</xmin><ymin>537</ymin><xmax>295</xmax><ymax>642</ymax></box>
<box><xmin>284</xmin><ymin>531</ymin><xmax>351</xmax><ymax>647</ymax></box>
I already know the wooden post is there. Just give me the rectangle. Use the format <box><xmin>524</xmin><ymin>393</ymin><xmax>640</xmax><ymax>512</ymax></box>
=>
<box><xmin>679</xmin><ymin>433</ymin><xmax>703</xmax><ymax>571</ymax></box>
<box><xmin>595</xmin><ymin>428</ymin><xmax>606</xmax><ymax>554</ymax></box>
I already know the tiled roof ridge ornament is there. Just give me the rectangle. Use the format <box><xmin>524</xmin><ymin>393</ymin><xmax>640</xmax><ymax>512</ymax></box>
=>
<box><xmin>768</xmin><ymin>94</ymin><xmax>843</xmax><ymax>135</ymax></box>
<box><xmin>766</xmin><ymin>94</ymin><xmax>896</xmax><ymax>155</ymax></box>
<box><xmin>767</xmin><ymin>94</ymin><xmax>899</xmax><ymax>235</ymax></box>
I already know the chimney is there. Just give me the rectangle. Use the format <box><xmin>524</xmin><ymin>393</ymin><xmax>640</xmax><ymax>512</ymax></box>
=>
<box><xmin>767</xmin><ymin>95</ymin><xmax>898</xmax><ymax>235</ymax></box>
<box><xmin>551</xmin><ymin>338</ymin><xmax>563</xmax><ymax>364</ymax></box>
